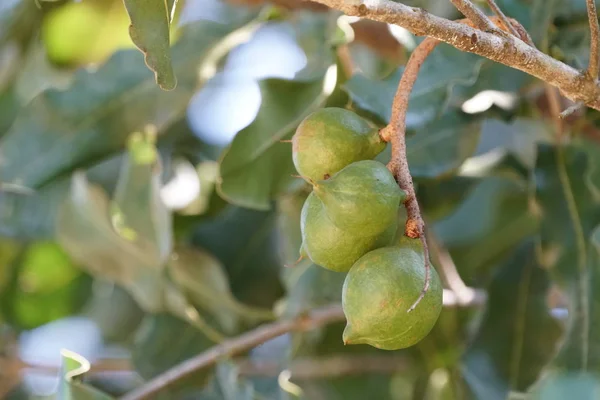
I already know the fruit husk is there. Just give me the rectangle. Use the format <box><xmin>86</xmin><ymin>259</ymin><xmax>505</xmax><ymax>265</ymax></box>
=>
<box><xmin>342</xmin><ymin>243</ymin><xmax>443</xmax><ymax>350</ymax></box>
<box><xmin>292</xmin><ymin>107</ymin><xmax>386</xmax><ymax>182</ymax></box>
<box><xmin>314</xmin><ymin>160</ymin><xmax>405</xmax><ymax>236</ymax></box>
<box><xmin>300</xmin><ymin>192</ymin><xmax>397</xmax><ymax>273</ymax></box>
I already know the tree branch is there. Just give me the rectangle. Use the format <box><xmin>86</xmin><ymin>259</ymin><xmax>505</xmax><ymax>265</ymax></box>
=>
<box><xmin>448</xmin><ymin>0</ymin><xmax>495</xmax><ymax>32</ymax></box>
<box><xmin>308</xmin><ymin>0</ymin><xmax>600</xmax><ymax>111</ymax></box>
<box><xmin>120</xmin><ymin>304</ymin><xmax>345</xmax><ymax>400</ymax></box>
<box><xmin>587</xmin><ymin>0</ymin><xmax>600</xmax><ymax>78</ymax></box>
<box><xmin>121</xmin><ymin>292</ymin><xmax>485</xmax><ymax>400</ymax></box>
<box><xmin>485</xmin><ymin>0</ymin><xmax>520</xmax><ymax>38</ymax></box>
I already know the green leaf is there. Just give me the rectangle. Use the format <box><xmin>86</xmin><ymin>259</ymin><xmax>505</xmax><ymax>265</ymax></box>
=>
<box><xmin>123</xmin><ymin>0</ymin><xmax>176</xmax><ymax>90</ymax></box>
<box><xmin>343</xmin><ymin>43</ymin><xmax>484</xmax><ymax>128</ymax></box>
<box><xmin>203</xmin><ymin>362</ymin><xmax>255</xmax><ymax>400</ymax></box>
<box><xmin>276</xmin><ymin>190</ymin><xmax>345</xmax><ymax>318</ymax></box>
<box><xmin>57</xmin><ymin>349</ymin><xmax>114</xmax><ymax>400</ymax></box>
<box><xmin>217</xmin><ymin>78</ymin><xmax>333</xmax><ymax>210</ymax></box>
<box><xmin>475</xmin><ymin>118</ymin><xmax>553</xmax><ymax>170</ymax></box>
<box><xmin>168</xmin><ymin>245</ymin><xmax>274</xmax><ymax>334</ymax></box>
<box><xmin>462</xmin><ymin>242</ymin><xmax>563</xmax><ymax>399</ymax></box>
<box><xmin>535</xmin><ymin>145</ymin><xmax>600</xmax><ymax>371</ymax></box>
<box><xmin>190</xmin><ymin>206</ymin><xmax>284</xmax><ymax>308</ymax></box>
<box><xmin>56</xmin><ymin>172</ymin><xmax>164</xmax><ymax>312</ymax></box>
<box><xmin>0</xmin><ymin>18</ymin><xmax>255</xmax><ymax>188</ymax></box>
<box><xmin>112</xmin><ymin>137</ymin><xmax>172</xmax><ymax>264</ymax></box>
<box><xmin>432</xmin><ymin>175</ymin><xmax>538</xmax><ymax>278</ymax></box>
<box><xmin>132</xmin><ymin>313</ymin><xmax>215</xmax><ymax>395</ymax></box>
<box><xmin>407</xmin><ymin>112</ymin><xmax>481</xmax><ymax>179</ymax></box>
<box><xmin>577</xmin><ymin>137</ymin><xmax>600</xmax><ymax>201</ymax></box>
<box><xmin>0</xmin><ymin>179</ymin><xmax>68</xmax><ymax>239</ymax></box>
<box><xmin>217</xmin><ymin>11</ymin><xmax>337</xmax><ymax>210</ymax></box>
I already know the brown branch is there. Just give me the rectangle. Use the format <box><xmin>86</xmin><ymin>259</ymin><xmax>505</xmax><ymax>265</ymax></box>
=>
<box><xmin>120</xmin><ymin>304</ymin><xmax>345</xmax><ymax>400</ymax></box>
<box><xmin>449</xmin><ymin>0</ymin><xmax>495</xmax><ymax>32</ymax></box>
<box><xmin>121</xmin><ymin>291</ymin><xmax>485</xmax><ymax>400</ymax></box>
<box><xmin>587</xmin><ymin>0</ymin><xmax>600</xmax><ymax>79</ymax></box>
<box><xmin>380</xmin><ymin>38</ymin><xmax>439</xmax><ymax>312</ymax></box>
<box><xmin>308</xmin><ymin>0</ymin><xmax>600</xmax><ymax>111</ymax></box>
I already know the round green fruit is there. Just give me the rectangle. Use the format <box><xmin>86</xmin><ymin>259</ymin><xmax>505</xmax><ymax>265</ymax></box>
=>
<box><xmin>313</xmin><ymin>160</ymin><xmax>405</xmax><ymax>237</ymax></box>
<box><xmin>342</xmin><ymin>241</ymin><xmax>443</xmax><ymax>350</ymax></box>
<box><xmin>300</xmin><ymin>192</ymin><xmax>397</xmax><ymax>272</ymax></box>
<box><xmin>292</xmin><ymin>108</ymin><xmax>386</xmax><ymax>182</ymax></box>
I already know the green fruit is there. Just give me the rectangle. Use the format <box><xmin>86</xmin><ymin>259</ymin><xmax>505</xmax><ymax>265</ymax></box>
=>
<box><xmin>342</xmin><ymin>241</ymin><xmax>443</xmax><ymax>350</ymax></box>
<box><xmin>300</xmin><ymin>192</ymin><xmax>397</xmax><ymax>272</ymax></box>
<box><xmin>313</xmin><ymin>160</ymin><xmax>405</xmax><ymax>236</ymax></box>
<box><xmin>292</xmin><ymin>108</ymin><xmax>386</xmax><ymax>182</ymax></box>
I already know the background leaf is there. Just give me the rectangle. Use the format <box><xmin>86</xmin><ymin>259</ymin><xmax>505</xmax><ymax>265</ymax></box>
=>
<box><xmin>123</xmin><ymin>0</ymin><xmax>176</xmax><ymax>90</ymax></box>
<box><xmin>0</xmin><ymin>18</ymin><xmax>254</xmax><ymax>188</ymax></box>
<box><xmin>462</xmin><ymin>242</ymin><xmax>563</xmax><ymax>398</ymax></box>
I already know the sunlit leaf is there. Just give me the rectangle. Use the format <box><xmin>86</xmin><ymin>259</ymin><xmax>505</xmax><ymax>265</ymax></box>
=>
<box><xmin>475</xmin><ymin>118</ymin><xmax>553</xmax><ymax>170</ymax></box>
<box><xmin>0</xmin><ymin>17</ymin><xmax>257</xmax><ymax>188</ymax></box>
<box><xmin>112</xmin><ymin>135</ymin><xmax>172</xmax><ymax>264</ymax></box>
<box><xmin>56</xmin><ymin>349</ymin><xmax>113</xmax><ymax>400</ymax></box>
<box><xmin>217</xmin><ymin>11</ymin><xmax>337</xmax><ymax>210</ymax></box>
<box><xmin>123</xmin><ymin>0</ymin><xmax>176</xmax><ymax>90</ymax></box>
<box><xmin>1</xmin><ymin>241</ymin><xmax>91</xmax><ymax>329</ymax></box>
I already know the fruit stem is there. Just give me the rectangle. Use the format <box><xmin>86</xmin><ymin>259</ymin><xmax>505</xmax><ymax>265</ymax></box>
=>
<box><xmin>380</xmin><ymin>37</ymin><xmax>439</xmax><ymax>313</ymax></box>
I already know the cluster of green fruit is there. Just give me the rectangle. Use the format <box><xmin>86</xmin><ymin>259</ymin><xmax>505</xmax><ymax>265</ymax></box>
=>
<box><xmin>292</xmin><ymin>108</ymin><xmax>443</xmax><ymax>350</ymax></box>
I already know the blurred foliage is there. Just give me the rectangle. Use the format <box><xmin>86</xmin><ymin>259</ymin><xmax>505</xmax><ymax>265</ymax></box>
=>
<box><xmin>0</xmin><ymin>0</ymin><xmax>599</xmax><ymax>399</ymax></box>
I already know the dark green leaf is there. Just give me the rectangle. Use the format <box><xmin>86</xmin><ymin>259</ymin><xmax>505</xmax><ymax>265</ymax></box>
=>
<box><xmin>123</xmin><ymin>0</ymin><xmax>176</xmax><ymax>90</ymax></box>
<box><xmin>0</xmin><ymin>18</ymin><xmax>255</xmax><ymax>188</ymax></box>
<box><xmin>433</xmin><ymin>175</ymin><xmax>538</xmax><ymax>278</ymax></box>
<box><xmin>407</xmin><ymin>112</ymin><xmax>481</xmax><ymax>179</ymax></box>
<box><xmin>190</xmin><ymin>206</ymin><xmax>284</xmax><ymax>308</ymax></box>
<box><xmin>132</xmin><ymin>313</ymin><xmax>215</xmax><ymax>396</ymax></box>
<box><xmin>475</xmin><ymin>118</ymin><xmax>553</xmax><ymax>170</ymax></box>
<box><xmin>535</xmin><ymin>145</ymin><xmax>600</xmax><ymax>371</ymax></box>
<box><xmin>343</xmin><ymin>44</ymin><xmax>484</xmax><ymax>128</ymax></box>
<box><xmin>462</xmin><ymin>242</ymin><xmax>562</xmax><ymax>398</ymax></box>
